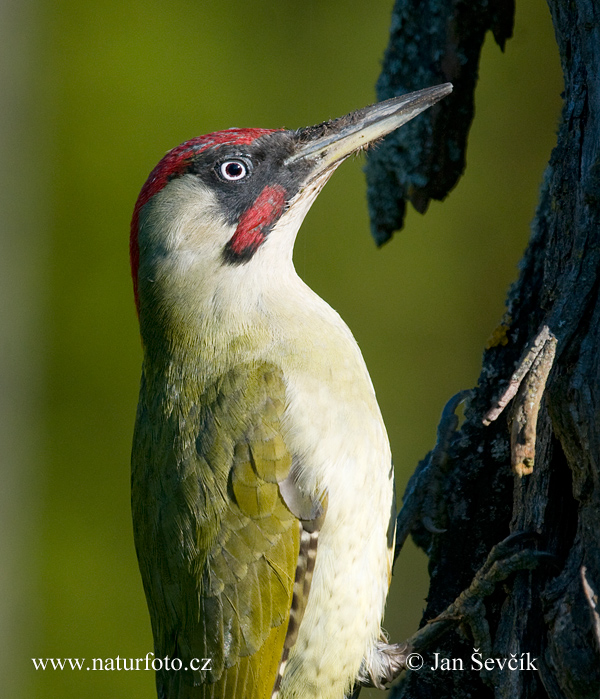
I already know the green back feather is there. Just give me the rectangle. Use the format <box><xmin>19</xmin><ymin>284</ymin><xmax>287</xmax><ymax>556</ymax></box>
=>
<box><xmin>132</xmin><ymin>362</ymin><xmax>300</xmax><ymax>698</ymax></box>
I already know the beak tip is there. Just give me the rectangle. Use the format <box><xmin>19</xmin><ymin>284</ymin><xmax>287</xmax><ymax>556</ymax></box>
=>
<box><xmin>428</xmin><ymin>81</ymin><xmax>453</xmax><ymax>102</ymax></box>
<box><xmin>287</xmin><ymin>82</ymin><xmax>454</xmax><ymax>168</ymax></box>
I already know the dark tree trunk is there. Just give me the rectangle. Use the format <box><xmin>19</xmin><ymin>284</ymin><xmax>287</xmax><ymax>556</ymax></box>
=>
<box><xmin>366</xmin><ymin>1</ymin><xmax>600</xmax><ymax>697</ymax></box>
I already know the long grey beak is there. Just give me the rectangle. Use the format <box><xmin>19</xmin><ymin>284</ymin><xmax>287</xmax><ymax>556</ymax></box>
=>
<box><xmin>287</xmin><ymin>83</ymin><xmax>452</xmax><ymax>170</ymax></box>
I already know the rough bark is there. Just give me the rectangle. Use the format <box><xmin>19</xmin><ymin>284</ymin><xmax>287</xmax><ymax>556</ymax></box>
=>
<box><xmin>364</xmin><ymin>0</ymin><xmax>514</xmax><ymax>244</ymax></box>
<box><xmin>366</xmin><ymin>1</ymin><xmax>600</xmax><ymax>697</ymax></box>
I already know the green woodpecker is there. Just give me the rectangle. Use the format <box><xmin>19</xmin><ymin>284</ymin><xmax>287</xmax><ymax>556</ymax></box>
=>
<box><xmin>131</xmin><ymin>83</ymin><xmax>452</xmax><ymax>699</ymax></box>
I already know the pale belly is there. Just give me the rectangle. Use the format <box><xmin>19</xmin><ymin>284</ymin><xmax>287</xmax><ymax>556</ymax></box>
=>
<box><xmin>277</xmin><ymin>361</ymin><xmax>395</xmax><ymax>699</ymax></box>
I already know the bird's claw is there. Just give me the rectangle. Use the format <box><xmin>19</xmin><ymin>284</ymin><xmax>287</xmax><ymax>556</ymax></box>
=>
<box><xmin>354</xmin><ymin>640</ymin><xmax>413</xmax><ymax>692</ymax></box>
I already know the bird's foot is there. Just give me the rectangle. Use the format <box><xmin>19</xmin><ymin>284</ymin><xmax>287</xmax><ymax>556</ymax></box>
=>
<box><xmin>354</xmin><ymin>639</ymin><xmax>412</xmax><ymax>691</ymax></box>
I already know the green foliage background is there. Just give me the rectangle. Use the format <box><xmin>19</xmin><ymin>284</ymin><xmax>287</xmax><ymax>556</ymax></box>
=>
<box><xmin>4</xmin><ymin>1</ymin><xmax>562</xmax><ymax>697</ymax></box>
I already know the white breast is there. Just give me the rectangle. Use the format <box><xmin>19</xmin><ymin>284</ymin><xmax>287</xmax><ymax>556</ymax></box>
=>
<box><xmin>266</xmin><ymin>283</ymin><xmax>395</xmax><ymax>699</ymax></box>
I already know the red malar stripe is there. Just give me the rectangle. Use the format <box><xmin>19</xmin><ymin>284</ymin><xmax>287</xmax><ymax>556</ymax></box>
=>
<box><xmin>229</xmin><ymin>184</ymin><xmax>287</xmax><ymax>256</ymax></box>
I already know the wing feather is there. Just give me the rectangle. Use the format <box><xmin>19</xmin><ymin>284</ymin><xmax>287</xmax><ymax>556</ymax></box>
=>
<box><xmin>132</xmin><ymin>363</ymin><xmax>306</xmax><ymax>699</ymax></box>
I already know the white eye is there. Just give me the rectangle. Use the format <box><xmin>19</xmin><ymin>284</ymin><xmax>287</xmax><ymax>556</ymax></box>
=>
<box><xmin>219</xmin><ymin>160</ymin><xmax>249</xmax><ymax>181</ymax></box>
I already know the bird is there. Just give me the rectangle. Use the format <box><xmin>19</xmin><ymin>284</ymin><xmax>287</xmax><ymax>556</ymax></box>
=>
<box><xmin>130</xmin><ymin>83</ymin><xmax>452</xmax><ymax>699</ymax></box>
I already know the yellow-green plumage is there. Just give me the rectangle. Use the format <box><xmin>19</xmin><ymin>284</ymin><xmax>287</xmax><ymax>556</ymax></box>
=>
<box><xmin>131</xmin><ymin>85</ymin><xmax>451</xmax><ymax>699</ymax></box>
<box><xmin>132</xmin><ymin>362</ymin><xmax>300</xmax><ymax>698</ymax></box>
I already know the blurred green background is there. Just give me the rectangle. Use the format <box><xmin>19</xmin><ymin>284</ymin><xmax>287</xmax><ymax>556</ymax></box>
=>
<box><xmin>2</xmin><ymin>0</ymin><xmax>562</xmax><ymax>697</ymax></box>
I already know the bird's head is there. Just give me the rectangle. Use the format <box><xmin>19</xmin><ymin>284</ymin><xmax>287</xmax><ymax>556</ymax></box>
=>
<box><xmin>130</xmin><ymin>84</ymin><xmax>452</xmax><ymax>341</ymax></box>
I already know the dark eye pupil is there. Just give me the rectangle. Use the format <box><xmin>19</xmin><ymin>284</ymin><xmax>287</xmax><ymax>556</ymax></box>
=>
<box><xmin>219</xmin><ymin>159</ymin><xmax>249</xmax><ymax>181</ymax></box>
<box><xmin>225</xmin><ymin>162</ymin><xmax>243</xmax><ymax>178</ymax></box>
